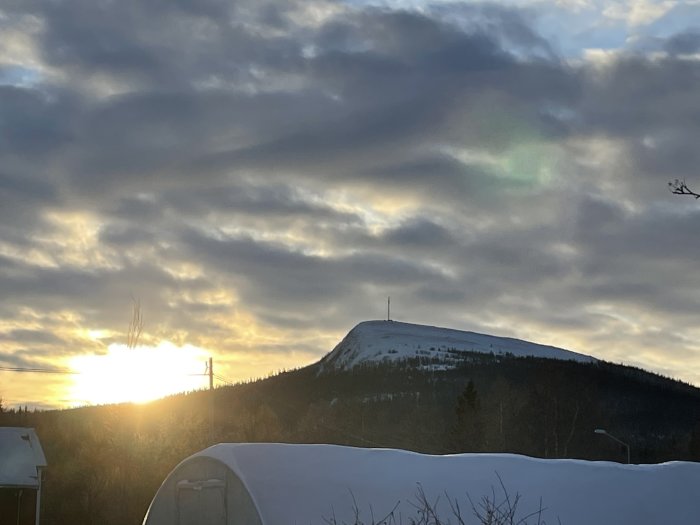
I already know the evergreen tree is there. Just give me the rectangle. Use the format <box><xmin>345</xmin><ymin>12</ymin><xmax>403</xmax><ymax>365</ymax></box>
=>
<box><xmin>451</xmin><ymin>380</ymin><xmax>483</xmax><ymax>452</ymax></box>
<box><xmin>690</xmin><ymin>421</ymin><xmax>700</xmax><ymax>461</ymax></box>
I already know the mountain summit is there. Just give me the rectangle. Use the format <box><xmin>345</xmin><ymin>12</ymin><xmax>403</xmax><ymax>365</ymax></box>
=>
<box><xmin>319</xmin><ymin>320</ymin><xmax>596</xmax><ymax>372</ymax></box>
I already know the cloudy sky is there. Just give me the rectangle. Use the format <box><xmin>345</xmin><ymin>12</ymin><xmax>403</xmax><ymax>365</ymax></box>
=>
<box><xmin>2</xmin><ymin>0</ymin><xmax>700</xmax><ymax>408</ymax></box>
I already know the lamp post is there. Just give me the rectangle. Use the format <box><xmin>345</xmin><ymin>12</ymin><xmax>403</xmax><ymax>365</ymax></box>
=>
<box><xmin>594</xmin><ymin>428</ymin><xmax>630</xmax><ymax>464</ymax></box>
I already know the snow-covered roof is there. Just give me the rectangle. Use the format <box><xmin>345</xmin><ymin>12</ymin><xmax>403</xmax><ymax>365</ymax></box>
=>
<box><xmin>0</xmin><ymin>427</ymin><xmax>47</xmax><ymax>488</ymax></box>
<box><xmin>320</xmin><ymin>320</ymin><xmax>595</xmax><ymax>372</ymax></box>
<box><xmin>188</xmin><ymin>443</ymin><xmax>698</xmax><ymax>525</ymax></box>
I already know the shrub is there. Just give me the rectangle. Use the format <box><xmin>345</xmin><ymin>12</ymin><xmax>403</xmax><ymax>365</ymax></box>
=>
<box><xmin>323</xmin><ymin>473</ymin><xmax>558</xmax><ymax>525</ymax></box>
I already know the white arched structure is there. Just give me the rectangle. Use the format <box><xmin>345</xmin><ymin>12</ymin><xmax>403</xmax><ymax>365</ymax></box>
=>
<box><xmin>143</xmin><ymin>443</ymin><xmax>700</xmax><ymax>525</ymax></box>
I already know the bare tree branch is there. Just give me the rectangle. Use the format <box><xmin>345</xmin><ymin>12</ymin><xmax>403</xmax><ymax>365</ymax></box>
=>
<box><xmin>324</xmin><ymin>476</ymin><xmax>557</xmax><ymax>525</ymax></box>
<box><xmin>127</xmin><ymin>296</ymin><xmax>144</xmax><ymax>349</ymax></box>
<box><xmin>669</xmin><ymin>179</ymin><xmax>700</xmax><ymax>199</ymax></box>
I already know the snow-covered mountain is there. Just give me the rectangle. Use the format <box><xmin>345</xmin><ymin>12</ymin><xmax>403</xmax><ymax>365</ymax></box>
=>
<box><xmin>318</xmin><ymin>320</ymin><xmax>596</xmax><ymax>372</ymax></box>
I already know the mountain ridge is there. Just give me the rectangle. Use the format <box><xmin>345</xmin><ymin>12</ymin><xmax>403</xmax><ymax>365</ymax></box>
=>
<box><xmin>318</xmin><ymin>320</ymin><xmax>596</xmax><ymax>372</ymax></box>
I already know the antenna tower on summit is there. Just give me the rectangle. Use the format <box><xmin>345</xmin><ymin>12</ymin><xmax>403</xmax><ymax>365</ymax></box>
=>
<box><xmin>387</xmin><ymin>296</ymin><xmax>391</xmax><ymax>321</ymax></box>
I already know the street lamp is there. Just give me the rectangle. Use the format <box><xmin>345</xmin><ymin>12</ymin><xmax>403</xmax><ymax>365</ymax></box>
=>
<box><xmin>594</xmin><ymin>428</ymin><xmax>630</xmax><ymax>464</ymax></box>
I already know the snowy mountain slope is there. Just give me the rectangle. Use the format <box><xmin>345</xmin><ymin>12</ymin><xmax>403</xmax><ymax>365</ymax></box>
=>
<box><xmin>318</xmin><ymin>320</ymin><xmax>596</xmax><ymax>372</ymax></box>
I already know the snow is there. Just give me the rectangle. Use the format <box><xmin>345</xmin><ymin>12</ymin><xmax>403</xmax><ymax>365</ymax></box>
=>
<box><xmin>194</xmin><ymin>443</ymin><xmax>700</xmax><ymax>525</ymax></box>
<box><xmin>319</xmin><ymin>320</ymin><xmax>595</xmax><ymax>372</ymax></box>
<box><xmin>0</xmin><ymin>427</ymin><xmax>47</xmax><ymax>488</ymax></box>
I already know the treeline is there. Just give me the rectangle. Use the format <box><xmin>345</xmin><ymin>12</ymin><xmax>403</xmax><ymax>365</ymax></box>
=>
<box><xmin>2</xmin><ymin>353</ymin><xmax>700</xmax><ymax>525</ymax></box>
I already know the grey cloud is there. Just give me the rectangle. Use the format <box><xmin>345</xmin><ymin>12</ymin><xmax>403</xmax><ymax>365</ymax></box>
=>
<box><xmin>180</xmin><ymin>228</ymin><xmax>450</xmax><ymax>288</ymax></box>
<box><xmin>325</xmin><ymin>217</ymin><xmax>462</xmax><ymax>263</ymax></box>
<box><xmin>413</xmin><ymin>283</ymin><xmax>468</xmax><ymax>305</ymax></box>
<box><xmin>0</xmin><ymin>85</ymin><xmax>77</xmax><ymax>157</ymax></box>
<box><xmin>572</xmin><ymin>195</ymin><xmax>700</xmax><ymax>269</ymax></box>
<box><xmin>175</xmin><ymin>10</ymin><xmax>577</xmax><ymax>184</ymax></box>
<box><xmin>622</xmin><ymin>133</ymin><xmax>700</xmax><ymax>188</ymax></box>
<box><xmin>362</xmin><ymin>155</ymin><xmax>485</xmax><ymax>193</ymax></box>
<box><xmin>162</xmin><ymin>183</ymin><xmax>362</xmax><ymax>224</ymax></box>
<box><xmin>431</xmin><ymin>3</ymin><xmax>556</xmax><ymax>60</ymax></box>
<box><xmin>317</xmin><ymin>8</ymin><xmax>510</xmax><ymax>71</ymax></box>
<box><xmin>0</xmin><ymin>170</ymin><xmax>59</xmax><ymax>233</ymax></box>
<box><xmin>10</xmin><ymin>345</ymin><xmax>99</xmax><ymax>362</ymax></box>
<box><xmin>96</xmin><ymin>182</ymin><xmax>366</xmax><ymax>253</ymax></box>
<box><xmin>107</xmin><ymin>196</ymin><xmax>165</xmax><ymax>224</ymax></box>
<box><xmin>0</xmin><ymin>86</ymin><xmax>73</xmax><ymax>238</ymax></box>
<box><xmin>178</xmin><ymin>228</ymin><xmax>454</xmax><ymax>327</ymax></box>
<box><xmin>13</xmin><ymin>0</ymin><xmax>303</xmax><ymax>89</ymax></box>
<box><xmin>664</xmin><ymin>30</ymin><xmax>700</xmax><ymax>55</ymax></box>
<box><xmin>98</xmin><ymin>224</ymin><xmax>159</xmax><ymax>247</ymax></box>
<box><xmin>551</xmin><ymin>195</ymin><xmax>700</xmax><ymax>317</ymax></box>
<box><xmin>576</xmin><ymin>56</ymin><xmax>700</xmax><ymax>139</ymax></box>
<box><xmin>0</xmin><ymin>330</ymin><xmax>66</xmax><ymax>346</ymax></box>
<box><xmin>188</xmin><ymin>93</ymin><xmax>449</xmax><ymax>181</ymax></box>
<box><xmin>0</xmin><ymin>265</ymin><xmax>105</xmax><ymax>301</ymax></box>
<box><xmin>0</xmin><ymin>257</ymin><xmax>217</xmax><ymax>335</ymax></box>
<box><xmin>6</xmin><ymin>2</ymin><xmax>578</xmax><ymax>205</ymax></box>
<box><xmin>63</xmin><ymin>88</ymin><xmax>345</xmax><ymax>197</ymax></box>
<box><xmin>572</xmin><ymin>196</ymin><xmax>628</xmax><ymax>241</ymax></box>
<box><xmin>0</xmin><ymin>351</ymin><xmax>39</xmax><ymax>369</ymax></box>
<box><xmin>0</xmin><ymin>171</ymin><xmax>56</xmax><ymax>204</ymax></box>
<box><xmin>382</xmin><ymin>218</ymin><xmax>455</xmax><ymax>248</ymax></box>
<box><xmin>352</xmin><ymin>154</ymin><xmax>526</xmax><ymax>208</ymax></box>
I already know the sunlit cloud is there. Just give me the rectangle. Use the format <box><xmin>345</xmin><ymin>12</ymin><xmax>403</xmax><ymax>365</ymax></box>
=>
<box><xmin>602</xmin><ymin>0</ymin><xmax>677</xmax><ymax>27</ymax></box>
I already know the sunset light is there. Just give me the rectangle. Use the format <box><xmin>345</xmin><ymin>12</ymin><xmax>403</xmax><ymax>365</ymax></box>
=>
<box><xmin>69</xmin><ymin>342</ymin><xmax>209</xmax><ymax>405</ymax></box>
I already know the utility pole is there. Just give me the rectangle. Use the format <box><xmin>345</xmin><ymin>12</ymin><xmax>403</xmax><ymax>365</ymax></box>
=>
<box><xmin>207</xmin><ymin>357</ymin><xmax>214</xmax><ymax>444</ymax></box>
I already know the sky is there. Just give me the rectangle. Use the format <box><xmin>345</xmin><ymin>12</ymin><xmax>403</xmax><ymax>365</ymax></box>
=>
<box><xmin>1</xmin><ymin>0</ymin><xmax>700</xmax><ymax>408</ymax></box>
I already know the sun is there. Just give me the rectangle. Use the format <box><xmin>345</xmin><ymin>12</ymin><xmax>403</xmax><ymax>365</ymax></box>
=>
<box><xmin>69</xmin><ymin>341</ymin><xmax>209</xmax><ymax>405</ymax></box>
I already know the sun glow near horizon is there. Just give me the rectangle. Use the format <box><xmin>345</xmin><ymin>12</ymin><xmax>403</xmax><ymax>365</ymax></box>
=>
<box><xmin>69</xmin><ymin>341</ymin><xmax>210</xmax><ymax>406</ymax></box>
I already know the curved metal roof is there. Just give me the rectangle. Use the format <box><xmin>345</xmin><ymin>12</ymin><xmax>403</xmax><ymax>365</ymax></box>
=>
<box><xmin>0</xmin><ymin>427</ymin><xmax>47</xmax><ymax>488</ymax></box>
<box><xmin>169</xmin><ymin>443</ymin><xmax>700</xmax><ymax>525</ymax></box>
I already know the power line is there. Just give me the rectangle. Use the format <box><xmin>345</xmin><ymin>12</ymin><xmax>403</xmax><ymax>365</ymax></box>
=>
<box><xmin>0</xmin><ymin>365</ymin><xmax>78</xmax><ymax>375</ymax></box>
<box><xmin>213</xmin><ymin>373</ymin><xmax>234</xmax><ymax>386</ymax></box>
<box><xmin>0</xmin><ymin>366</ymin><xmax>213</xmax><ymax>377</ymax></box>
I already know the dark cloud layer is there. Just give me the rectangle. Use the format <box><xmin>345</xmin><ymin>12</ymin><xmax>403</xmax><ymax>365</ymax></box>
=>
<box><xmin>2</xmin><ymin>0</ymin><xmax>700</xmax><ymax>405</ymax></box>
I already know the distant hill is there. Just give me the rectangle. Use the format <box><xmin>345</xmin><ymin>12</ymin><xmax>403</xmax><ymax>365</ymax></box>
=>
<box><xmin>318</xmin><ymin>320</ymin><xmax>596</xmax><ymax>372</ymax></box>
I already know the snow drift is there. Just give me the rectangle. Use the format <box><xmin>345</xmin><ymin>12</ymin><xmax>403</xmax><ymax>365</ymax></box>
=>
<box><xmin>319</xmin><ymin>320</ymin><xmax>595</xmax><ymax>372</ymax></box>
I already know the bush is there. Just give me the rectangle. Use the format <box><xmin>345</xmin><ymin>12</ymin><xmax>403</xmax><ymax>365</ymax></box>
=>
<box><xmin>323</xmin><ymin>473</ymin><xmax>558</xmax><ymax>525</ymax></box>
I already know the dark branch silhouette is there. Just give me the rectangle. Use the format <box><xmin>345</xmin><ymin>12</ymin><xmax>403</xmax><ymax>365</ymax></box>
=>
<box><xmin>669</xmin><ymin>179</ymin><xmax>700</xmax><ymax>199</ymax></box>
<box><xmin>127</xmin><ymin>296</ymin><xmax>144</xmax><ymax>348</ymax></box>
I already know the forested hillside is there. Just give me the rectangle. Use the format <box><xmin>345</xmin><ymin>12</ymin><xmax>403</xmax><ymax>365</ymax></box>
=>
<box><xmin>2</xmin><ymin>353</ymin><xmax>700</xmax><ymax>525</ymax></box>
